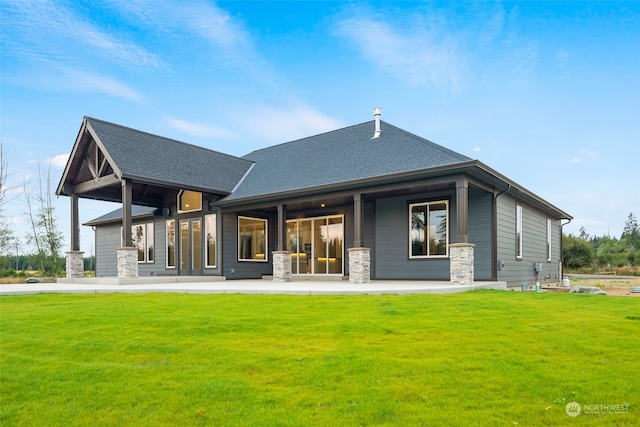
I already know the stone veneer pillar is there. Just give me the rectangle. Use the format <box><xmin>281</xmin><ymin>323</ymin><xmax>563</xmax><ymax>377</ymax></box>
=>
<box><xmin>65</xmin><ymin>251</ymin><xmax>85</xmax><ymax>279</ymax></box>
<box><xmin>272</xmin><ymin>251</ymin><xmax>291</xmax><ymax>282</ymax></box>
<box><xmin>117</xmin><ymin>247</ymin><xmax>139</xmax><ymax>279</ymax></box>
<box><xmin>449</xmin><ymin>243</ymin><xmax>475</xmax><ymax>286</ymax></box>
<box><xmin>348</xmin><ymin>247</ymin><xmax>371</xmax><ymax>284</ymax></box>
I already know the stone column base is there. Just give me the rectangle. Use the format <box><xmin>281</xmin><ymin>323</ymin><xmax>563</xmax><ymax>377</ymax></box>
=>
<box><xmin>348</xmin><ymin>247</ymin><xmax>371</xmax><ymax>284</ymax></box>
<box><xmin>117</xmin><ymin>247</ymin><xmax>139</xmax><ymax>279</ymax></box>
<box><xmin>65</xmin><ymin>251</ymin><xmax>85</xmax><ymax>278</ymax></box>
<box><xmin>449</xmin><ymin>243</ymin><xmax>475</xmax><ymax>286</ymax></box>
<box><xmin>272</xmin><ymin>251</ymin><xmax>291</xmax><ymax>282</ymax></box>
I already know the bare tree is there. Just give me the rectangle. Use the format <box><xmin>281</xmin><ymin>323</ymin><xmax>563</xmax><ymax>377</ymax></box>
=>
<box><xmin>24</xmin><ymin>163</ymin><xmax>64</xmax><ymax>275</ymax></box>
<box><xmin>0</xmin><ymin>139</ymin><xmax>18</xmax><ymax>257</ymax></box>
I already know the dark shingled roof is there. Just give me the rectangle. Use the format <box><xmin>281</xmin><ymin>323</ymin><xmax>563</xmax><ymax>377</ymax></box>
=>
<box><xmin>86</xmin><ymin>117</ymin><xmax>254</xmax><ymax>194</ymax></box>
<box><xmin>225</xmin><ymin>120</ymin><xmax>472</xmax><ymax>201</ymax></box>
<box><xmin>84</xmin><ymin>205</ymin><xmax>156</xmax><ymax>226</ymax></box>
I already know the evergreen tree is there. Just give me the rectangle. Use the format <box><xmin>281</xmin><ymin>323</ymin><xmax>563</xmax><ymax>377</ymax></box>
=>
<box><xmin>621</xmin><ymin>212</ymin><xmax>639</xmax><ymax>265</ymax></box>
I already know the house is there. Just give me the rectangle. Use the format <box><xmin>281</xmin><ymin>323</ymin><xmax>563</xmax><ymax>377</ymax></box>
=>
<box><xmin>56</xmin><ymin>110</ymin><xmax>572</xmax><ymax>288</ymax></box>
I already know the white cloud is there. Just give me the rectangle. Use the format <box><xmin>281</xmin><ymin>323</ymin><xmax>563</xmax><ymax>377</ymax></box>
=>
<box><xmin>333</xmin><ymin>13</ymin><xmax>463</xmax><ymax>91</ymax></box>
<box><xmin>473</xmin><ymin>147</ymin><xmax>481</xmax><ymax>152</ymax></box>
<box><xmin>568</xmin><ymin>158</ymin><xmax>581</xmax><ymax>163</ymax></box>
<box><xmin>167</xmin><ymin>118</ymin><xmax>235</xmax><ymax>139</ymax></box>
<box><xmin>3</xmin><ymin>0</ymin><xmax>163</xmax><ymax>70</ymax></box>
<box><xmin>49</xmin><ymin>153</ymin><xmax>70</xmax><ymax>168</ymax></box>
<box><xmin>106</xmin><ymin>0</ymin><xmax>253</xmax><ymax>62</ymax></box>
<box><xmin>240</xmin><ymin>105</ymin><xmax>344</xmax><ymax>144</ymax></box>
<box><xmin>62</xmin><ymin>67</ymin><xmax>144</xmax><ymax>101</ymax></box>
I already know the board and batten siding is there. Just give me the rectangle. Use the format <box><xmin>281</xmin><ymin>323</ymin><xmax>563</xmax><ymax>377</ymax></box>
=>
<box><xmin>467</xmin><ymin>186</ymin><xmax>493</xmax><ymax>280</ymax></box>
<box><xmin>496</xmin><ymin>195</ymin><xmax>562</xmax><ymax>287</ymax></box>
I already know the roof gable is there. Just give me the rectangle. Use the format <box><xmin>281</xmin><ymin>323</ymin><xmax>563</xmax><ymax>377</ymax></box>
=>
<box><xmin>85</xmin><ymin>117</ymin><xmax>253</xmax><ymax>193</ymax></box>
<box><xmin>225</xmin><ymin>120</ymin><xmax>471</xmax><ymax>201</ymax></box>
<box><xmin>57</xmin><ymin>117</ymin><xmax>254</xmax><ymax>203</ymax></box>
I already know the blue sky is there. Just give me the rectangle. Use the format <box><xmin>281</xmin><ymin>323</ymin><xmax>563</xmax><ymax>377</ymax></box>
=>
<box><xmin>1</xmin><ymin>0</ymin><xmax>639</xmax><ymax>256</ymax></box>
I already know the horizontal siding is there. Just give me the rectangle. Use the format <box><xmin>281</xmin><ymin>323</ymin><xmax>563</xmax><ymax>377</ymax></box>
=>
<box><xmin>375</xmin><ymin>191</ymin><xmax>454</xmax><ymax>280</ymax></box>
<box><xmin>95</xmin><ymin>217</ymin><xmax>175</xmax><ymax>277</ymax></box>
<box><xmin>497</xmin><ymin>195</ymin><xmax>562</xmax><ymax>287</ymax></box>
<box><xmin>222</xmin><ymin>212</ymin><xmax>274</xmax><ymax>279</ymax></box>
<box><xmin>95</xmin><ymin>225</ymin><xmax>119</xmax><ymax>277</ymax></box>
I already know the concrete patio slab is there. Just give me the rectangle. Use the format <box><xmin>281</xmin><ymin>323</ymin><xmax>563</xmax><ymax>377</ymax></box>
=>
<box><xmin>1</xmin><ymin>279</ymin><xmax>507</xmax><ymax>296</ymax></box>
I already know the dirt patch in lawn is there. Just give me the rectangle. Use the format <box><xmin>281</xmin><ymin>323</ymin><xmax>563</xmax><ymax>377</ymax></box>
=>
<box><xmin>545</xmin><ymin>277</ymin><xmax>640</xmax><ymax>297</ymax></box>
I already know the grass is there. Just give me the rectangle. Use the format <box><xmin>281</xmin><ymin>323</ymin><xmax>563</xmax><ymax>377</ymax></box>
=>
<box><xmin>1</xmin><ymin>291</ymin><xmax>638</xmax><ymax>426</ymax></box>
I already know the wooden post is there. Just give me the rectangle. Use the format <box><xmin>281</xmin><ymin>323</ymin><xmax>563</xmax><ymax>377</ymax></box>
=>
<box><xmin>277</xmin><ymin>204</ymin><xmax>286</xmax><ymax>251</ymax></box>
<box><xmin>70</xmin><ymin>193</ymin><xmax>80</xmax><ymax>251</ymax></box>
<box><xmin>121</xmin><ymin>179</ymin><xmax>133</xmax><ymax>247</ymax></box>
<box><xmin>354</xmin><ymin>193</ymin><xmax>363</xmax><ymax>247</ymax></box>
<box><xmin>456</xmin><ymin>178</ymin><xmax>468</xmax><ymax>243</ymax></box>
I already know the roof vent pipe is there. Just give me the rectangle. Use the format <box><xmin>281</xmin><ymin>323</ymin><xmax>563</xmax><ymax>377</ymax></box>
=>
<box><xmin>371</xmin><ymin>107</ymin><xmax>381</xmax><ymax>139</ymax></box>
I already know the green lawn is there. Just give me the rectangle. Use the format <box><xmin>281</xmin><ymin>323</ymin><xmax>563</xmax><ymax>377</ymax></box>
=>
<box><xmin>1</xmin><ymin>291</ymin><xmax>637</xmax><ymax>426</ymax></box>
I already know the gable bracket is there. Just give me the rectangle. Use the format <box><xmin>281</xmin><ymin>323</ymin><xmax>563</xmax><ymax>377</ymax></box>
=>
<box><xmin>73</xmin><ymin>174</ymin><xmax>121</xmax><ymax>194</ymax></box>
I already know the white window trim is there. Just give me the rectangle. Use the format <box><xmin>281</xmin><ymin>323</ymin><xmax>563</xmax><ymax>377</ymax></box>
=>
<box><xmin>205</xmin><ymin>214</ymin><xmax>217</xmax><ymax>269</ymax></box>
<box><xmin>238</xmin><ymin>216</ymin><xmax>268</xmax><ymax>262</ymax></box>
<box><xmin>122</xmin><ymin>223</ymin><xmax>155</xmax><ymax>264</ymax></box>
<box><xmin>408</xmin><ymin>200</ymin><xmax>449</xmax><ymax>259</ymax></box>
<box><xmin>177</xmin><ymin>189</ymin><xmax>202</xmax><ymax>214</ymax></box>
<box><xmin>166</xmin><ymin>219</ymin><xmax>176</xmax><ymax>269</ymax></box>
<box><xmin>516</xmin><ymin>205</ymin><xmax>523</xmax><ymax>259</ymax></box>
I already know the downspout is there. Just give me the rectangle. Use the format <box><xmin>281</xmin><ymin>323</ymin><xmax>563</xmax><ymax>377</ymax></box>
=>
<box><xmin>492</xmin><ymin>184</ymin><xmax>511</xmax><ymax>281</ymax></box>
<box><xmin>560</xmin><ymin>218</ymin><xmax>572</xmax><ymax>280</ymax></box>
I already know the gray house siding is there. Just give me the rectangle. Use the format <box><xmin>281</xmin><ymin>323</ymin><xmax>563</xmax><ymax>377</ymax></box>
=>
<box><xmin>374</xmin><ymin>190</ymin><xmax>456</xmax><ymax>280</ymax></box>
<box><xmin>95</xmin><ymin>225</ymin><xmax>119</xmax><ymax>277</ymax></box>
<box><xmin>222</xmin><ymin>211</ymin><xmax>274</xmax><ymax>279</ymax></box>
<box><xmin>468</xmin><ymin>187</ymin><xmax>493</xmax><ymax>281</ymax></box>
<box><xmin>362</xmin><ymin>201</ymin><xmax>376</xmax><ymax>277</ymax></box>
<box><xmin>95</xmin><ymin>217</ymin><xmax>171</xmax><ymax>277</ymax></box>
<box><xmin>496</xmin><ymin>195</ymin><xmax>562</xmax><ymax>287</ymax></box>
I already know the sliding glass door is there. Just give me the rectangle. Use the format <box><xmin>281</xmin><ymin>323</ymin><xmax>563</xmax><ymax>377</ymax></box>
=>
<box><xmin>287</xmin><ymin>215</ymin><xmax>343</xmax><ymax>275</ymax></box>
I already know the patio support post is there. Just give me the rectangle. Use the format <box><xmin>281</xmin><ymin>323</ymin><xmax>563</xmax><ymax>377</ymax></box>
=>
<box><xmin>456</xmin><ymin>177</ymin><xmax>469</xmax><ymax>243</ymax></box>
<box><xmin>451</xmin><ymin>177</ymin><xmax>473</xmax><ymax>285</ymax></box>
<box><xmin>121</xmin><ymin>179</ymin><xmax>133</xmax><ymax>247</ymax></box>
<box><xmin>65</xmin><ymin>193</ymin><xmax>84</xmax><ymax>278</ymax></box>
<box><xmin>349</xmin><ymin>193</ymin><xmax>371</xmax><ymax>283</ymax></box>
<box><xmin>117</xmin><ymin>178</ymin><xmax>138</xmax><ymax>278</ymax></box>
<box><xmin>70</xmin><ymin>193</ymin><xmax>80</xmax><ymax>251</ymax></box>
<box><xmin>354</xmin><ymin>193</ymin><xmax>363</xmax><ymax>247</ymax></box>
<box><xmin>276</xmin><ymin>203</ymin><xmax>287</xmax><ymax>251</ymax></box>
<box><xmin>273</xmin><ymin>204</ymin><xmax>291</xmax><ymax>282</ymax></box>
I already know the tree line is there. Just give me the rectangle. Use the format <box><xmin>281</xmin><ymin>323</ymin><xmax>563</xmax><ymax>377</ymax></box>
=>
<box><xmin>0</xmin><ymin>140</ymin><xmax>67</xmax><ymax>277</ymax></box>
<box><xmin>563</xmin><ymin>212</ymin><xmax>639</xmax><ymax>273</ymax></box>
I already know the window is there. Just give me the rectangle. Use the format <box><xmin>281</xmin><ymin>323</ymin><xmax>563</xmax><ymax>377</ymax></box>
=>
<box><xmin>238</xmin><ymin>216</ymin><xmax>267</xmax><ymax>262</ymax></box>
<box><xmin>546</xmin><ymin>218</ymin><xmax>552</xmax><ymax>261</ymax></box>
<box><xmin>166</xmin><ymin>220</ymin><xmax>176</xmax><ymax>268</ymax></box>
<box><xmin>178</xmin><ymin>190</ymin><xmax>202</xmax><ymax>213</ymax></box>
<box><xmin>516</xmin><ymin>205</ymin><xmax>523</xmax><ymax>259</ymax></box>
<box><xmin>205</xmin><ymin>214</ymin><xmax>217</xmax><ymax>268</ymax></box>
<box><xmin>131</xmin><ymin>223</ymin><xmax>154</xmax><ymax>263</ymax></box>
<box><xmin>287</xmin><ymin>215</ymin><xmax>344</xmax><ymax>275</ymax></box>
<box><xmin>409</xmin><ymin>201</ymin><xmax>448</xmax><ymax>258</ymax></box>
